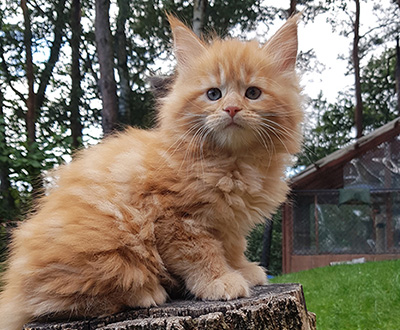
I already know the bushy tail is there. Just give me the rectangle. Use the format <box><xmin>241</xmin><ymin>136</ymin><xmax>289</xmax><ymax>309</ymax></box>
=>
<box><xmin>0</xmin><ymin>285</ymin><xmax>31</xmax><ymax>330</ymax></box>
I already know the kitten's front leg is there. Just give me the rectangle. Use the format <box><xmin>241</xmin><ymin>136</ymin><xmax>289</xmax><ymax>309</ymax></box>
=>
<box><xmin>235</xmin><ymin>260</ymin><xmax>268</xmax><ymax>286</ymax></box>
<box><xmin>225</xmin><ymin>236</ymin><xmax>268</xmax><ymax>286</ymax></box>
<box><xmin>155</xmin><ymin>219</ymin><xmax>250</xmax><ymax>301</ymax></box>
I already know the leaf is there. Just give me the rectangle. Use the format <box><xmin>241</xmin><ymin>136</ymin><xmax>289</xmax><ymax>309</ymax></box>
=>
<box><xmin>30</xmin><ymin>160</ymin><xmax>42</xmax><ymax>169</ymax></box>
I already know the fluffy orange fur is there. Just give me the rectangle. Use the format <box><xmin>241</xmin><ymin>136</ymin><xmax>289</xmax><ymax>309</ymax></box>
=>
<box><xmin>0</xmin><ymin>15</ymin><xmax>302</xmax><ymax>329</ymax></box>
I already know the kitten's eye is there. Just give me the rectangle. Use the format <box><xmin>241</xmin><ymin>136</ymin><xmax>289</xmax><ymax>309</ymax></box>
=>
<box><xmin>207</xmin><ymin>88</ymin><xmax>222</xmax><ymax>101</ymax></box>
<box><xmin>245</xmin><ymin>87</ymin><xmax>262</xmax><ymax>100</ymax></box>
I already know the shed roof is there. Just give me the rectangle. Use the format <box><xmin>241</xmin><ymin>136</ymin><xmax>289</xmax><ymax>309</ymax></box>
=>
<box><xmin>291</xmin><ymin>117</ymin><xmax>400</xmax><ymax>190</ymax></box>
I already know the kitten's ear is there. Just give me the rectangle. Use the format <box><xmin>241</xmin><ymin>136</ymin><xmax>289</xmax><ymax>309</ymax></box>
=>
<box><xmin>167</xmin><ymin>14</ymin><xmax>206</xmax><ymax>69</ymax></box>
<box><xmin>263</xmin><ymin>13</ymin><xmax>301</xmax><ymax>72</ymax></box>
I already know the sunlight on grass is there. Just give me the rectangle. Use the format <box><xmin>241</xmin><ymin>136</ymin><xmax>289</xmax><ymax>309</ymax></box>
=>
<box><xmin>271</xmin><ymin>259</ymin><xmax>400</xmax><ymax>330</ymax></box>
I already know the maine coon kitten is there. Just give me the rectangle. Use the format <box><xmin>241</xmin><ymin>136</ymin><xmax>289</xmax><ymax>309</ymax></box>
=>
<box><xmin>0</xmin><ymin>14</ymin><xmax>302</xmax><ymax>330</ymax></box>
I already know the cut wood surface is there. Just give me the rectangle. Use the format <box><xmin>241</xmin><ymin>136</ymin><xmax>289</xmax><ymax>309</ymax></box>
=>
<box><xmin>24</xmin><ymin>283</ymin><xmax>316</xmax><ymax>330</ymax></box>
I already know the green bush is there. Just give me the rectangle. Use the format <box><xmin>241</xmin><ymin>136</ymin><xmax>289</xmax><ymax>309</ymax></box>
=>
<box><xmin>245</xmin><ymin>210</ymin><xmax>282</xmax><ymax>276</ymax></box>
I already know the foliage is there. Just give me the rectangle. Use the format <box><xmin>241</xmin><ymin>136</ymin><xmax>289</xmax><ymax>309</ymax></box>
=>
<box><xmin>298</xmin><ymin>92</ymin><xmax>355</xmax><ymax>166</ymax></box>
<box><xmin>361</xmin><ymin>48</ymin><xmax>399</xmax><ymax>131</ymax></box>
<box><xmin>298</xmin><ymin>46</ymin><xmax>399</xmax><ymax>167</ymax></box>
<box><xmin>271</xmin><ymin>259</ymin><xmax>400</xmax><ymax>330</ymax></box>
<box><xmin>245</xmin><ymin>211</ymin><xmax>282</xmax><ymax>276</ymax></box>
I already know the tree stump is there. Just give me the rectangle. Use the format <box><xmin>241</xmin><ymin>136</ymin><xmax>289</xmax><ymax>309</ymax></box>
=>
<box><xmin>24</xmin><ymin>283</ymin><xmax>316</xmax><ymax>330</ymax></box>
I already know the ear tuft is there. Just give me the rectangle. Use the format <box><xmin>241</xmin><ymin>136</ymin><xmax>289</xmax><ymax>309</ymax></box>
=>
<box><xmin>263</xmin><ymin>13</ymin><xmax>301</xmax><ymax>72</ymax></box>
<box><xmin>167</xmin><ymin>14</ymin><xmax>206</xmax><ymax>70</ymax></box>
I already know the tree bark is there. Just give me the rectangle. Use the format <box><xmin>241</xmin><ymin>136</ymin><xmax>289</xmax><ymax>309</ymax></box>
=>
<box><xmin>70</xmin><ymin>0</ymin><xmax>83</xmax><ymax>149</ymax></box>
<box><xmin>25</xmin><ymin>284</ymin><xmax>316</xmax><ymax>330</ymax></box>
<box><xmin>353</xmin><ymin>0</ymin><xmax>363</xmax><ymax>138</ymax></box>
<box><xmin>0</xmin><ymin>90</ymin><xmax>15</xmax><ymax>220</ymax></box>
<box><xmin>21</xmin><ymin>0</ymin><xmax>36</xmax><ymax>146</ymax></box>
<box><xmin>20</xmin><ymin>0</ymin><xmax>67</xmax><ymax>193</ymax></box>
<box><xmin>21</xmin><ymin>0</ymin><xmax>44</xmax><ymax>195</ymax></box>
<box><xmin>288</xmin><ymin>0</ymin><xmax>297</xmax><ymax>17</ymax></box>
<box><xmin>115</xmin><ymin>0</ymin><xmax>131</xmax><ymax>125</ymax></box>
<box><xmin>35</xmin><ymin>0</ymin><xmax>67</xmax><ymax>112</ymax></box>
<box><xmin>260</xmin><ymin>218</ymin><xmax>273</xmax><ymax>269</ymax></box>
<box><xmin>95</xmin><ymin>0</ymin><xmax>118</xmax><ymax>135</ymax></box>
<box><xmin>396</xmin><ymin>37</ymin><xmax>400</xmax><ymax>116</ymax></box>
<box><xmin>193</xmin><ymin>0</ymin><xmax>207</xmax><ymax>37</ymax></box>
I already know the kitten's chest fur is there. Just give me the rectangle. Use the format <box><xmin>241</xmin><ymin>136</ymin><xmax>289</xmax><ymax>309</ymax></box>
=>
<box><xmin>133</xmin><ymin>146</ymin><xmax>288</xmax><ymax>235</ymax></box>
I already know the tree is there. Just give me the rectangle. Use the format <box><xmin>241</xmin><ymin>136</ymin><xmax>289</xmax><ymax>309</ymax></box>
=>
<box><xmin>0</xmin><ymin>0</ymin><xmax>72</xmax><ymax>218</ymax></box>
<box><xmin>288</xmin><ymin>0</ymin><xmax>297</xmax><ymax>17</ymax></box>
<box><xmin>396</xmin><ymin>37</ymin><xmax>400</xmax><ymax>114</ymax></box>
<box><xmin>95</xmin><ymin>0</ymin><xmax>118</xmax><ymax>135</ymax></box>
<box><xmin>299</xmin><ymin>46</ymin><xmax>399</xmax><ymax>168</ymax></box>
<box><xmin>193</xmin><ymin>0</ymin><xmax>207</xmax><ymax>37</ymax></box>
<box><xmin>299</xmin><ymin>0</ymin><xmax>400</xmax><ymax>165</ymax></box>
<box><xmin>115</xmin><ymin>0</ymin><xmax>132</xmax><ymax>125</ymax></box>
<box><xmin>21</xmin><ymin>0</ymin><xmax>35</xmax><ymax>147</ymax></box>
<box><xmin>0</xmin><ymin>89</ymin><xmax>16</xmax><ymax>219</ymax></box>
<box><xmin>352</xmin><ymin>0</ymin><xmax>363</xmax><ymax>138</ymax></box>
<box><xmin>19</xmin><ymin>0</ymin><xmax>68</xmax><ymax>193</ymax></box>
<box><xmin>70</xmin><ymin>0</ymin><xmax>83</xmax><ymax>149</ymax></box>
<box><xmin>361</xmin><ymin>49</ymin><xmax>398</xmax><ymax>130</ymax></box>
<box><xmin>394</xmin><ymin>0</ymin><xmax>400</xmax><ymax>114</ymax></box>
<box><xmin>298</xmin><ymin>92</ymin><xmax>355</xmax><ymax>167</ymax></box>
<box><xmin>325</xmin><ymin>0</ymin><xmax>364</xmax><ymax>138</ymax></box>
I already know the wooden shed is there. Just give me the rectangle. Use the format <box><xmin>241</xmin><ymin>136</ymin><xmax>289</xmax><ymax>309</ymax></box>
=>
<box><xmin>282</xmin><ymin>118</ymin><xmax>400</xmax><ymax>273</ymax></box>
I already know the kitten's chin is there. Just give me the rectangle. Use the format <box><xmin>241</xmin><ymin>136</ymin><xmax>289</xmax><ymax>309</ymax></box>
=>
<box><xmin>213</xmin><ymin>127</ymin><xmax>256</xmax><ymax>152</ymax></box>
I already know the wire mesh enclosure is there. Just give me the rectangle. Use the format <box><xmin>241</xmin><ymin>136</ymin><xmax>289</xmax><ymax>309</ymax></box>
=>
<box><xmin>293</xmin><ymin>189</ymin><xmax>400</xmax><ymax>256</ymax></box>
<box><xmin>282</xmin><ymin>119</ymin><xmax>400</xmax><ymax>273</ymax></box>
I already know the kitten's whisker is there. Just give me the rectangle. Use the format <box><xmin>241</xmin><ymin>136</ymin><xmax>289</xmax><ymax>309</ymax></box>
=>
<box><xmin>161</xmin><ymin>124</ymin><xmax>199</xmax><ymax>159</ymax></box>
<box><xmin>180</xmin><ymin>124</ymin><xmax>210</xmax><ymax>176</ymax></box>
<box><xmin>259</xmin><ymin>118</ymin><xmax>302</xmax><ymax>139</ymax></box>
<box><xmin>261</xmin><ymin>125</ymin><xmax>301</xmax><ymax>143</ymax></box>
<box><xmin>257</xmin><ymin>121</ymin><xmax>292</xmax><ymax>154</ymax></box>
<box><xmin>155</xmin><ymin>122</ymin><xmax>206</xmax><ymax>177</ymax></box>
<box><xmin>251</xmin><ymin>126</ymin><xmax>275</xmax><ymax>168</ymax></box>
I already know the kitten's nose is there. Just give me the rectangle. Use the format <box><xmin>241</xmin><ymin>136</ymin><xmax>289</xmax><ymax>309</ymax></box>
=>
<box><xmin>224</xmin><ymin>106</ymin><xmax>242</xmax><ymax>118</ymax></box>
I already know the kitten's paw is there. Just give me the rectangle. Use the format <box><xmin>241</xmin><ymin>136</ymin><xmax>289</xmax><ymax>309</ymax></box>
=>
<box><xmin>134</xmin><ymin>284</ymin><xmax>168</xmax><ymax>308</ymax></box>
<box><xmin>239</xmin><ymin>263</ymin><xmax>268</xmax><ymax>286</ymax></box>
<box><xmin>194</xmin><ymin>272</ymin><xmax>250</xmax><ymax>301</ymax></box>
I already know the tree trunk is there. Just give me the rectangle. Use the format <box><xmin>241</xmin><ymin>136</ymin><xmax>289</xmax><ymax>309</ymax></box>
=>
<box><xmin>193</xmin><ymin>0</ymin><xmax>207</xmax><ymax>37</ymax></box>
<box><xmin>115</xmin><ymin>0</ymin><xmax>131</xmax><ymax>125</ymax></box>
<box><xmin>260</xmin><ymin>218</ymin><xmax>273</xmax><ymax>269</ymax></box>
<box><xmin>95</xmin><ymin>0</ymin><xmax>118</xmax><ymax>135</ymax></box>
<box><xmin>35</xmin><ymin>0</ymin><xmax>67</xmax><ymax>112</ymax></box>
<box><xmin>353</xmin><ymin>0</ymin><xmax>363</xmax><ymax>138</ymax></box>
<box><xmin>21</xmin><ymin>0</ymin><xmax>67</xmax><ymax>193</ymax></box>
<box><xmin>21</xmin><ymin>0</ymin><xmax>44</xmax><ymax>196</ymax></box>
<box><xmin>288</xmin><ymin>0</ymin><xmax>297</xmax><ymax>17</ymax></box>
<box><xmin>25</xmin><ymin>284</ymin><xmax>316</xmax><ymax>330</ymax></box>
<box><xmin>0</xmin><ymin>90</ymin><xmax>15</xmax><ymax>220</ymax></box>
<box><xmin>70</xmin><ymin>0</ymin><xmax>83</xmax><ymax>149</ymax></box>
<box><xmin>21</xmin><ymin>0</ymin><xmax>36</xmax><ymax>146</ymax></box>
<box><xmin>396</xmin><ymin>37</ymin><xmax>400</xmax><ymax>116</ymax></box>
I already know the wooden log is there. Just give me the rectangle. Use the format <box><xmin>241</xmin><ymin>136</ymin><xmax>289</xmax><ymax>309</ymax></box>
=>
<box><xmin>24</xmin><ymin>283</ymin><xmax>316</xmax><ymax>330</ymax></box>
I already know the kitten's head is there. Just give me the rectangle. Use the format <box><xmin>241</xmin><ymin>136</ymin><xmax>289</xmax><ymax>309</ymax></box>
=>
<box><xmin>159</xmin><ymin>15</ymin><xmax>303</xmax><ymax>155</ymax></box>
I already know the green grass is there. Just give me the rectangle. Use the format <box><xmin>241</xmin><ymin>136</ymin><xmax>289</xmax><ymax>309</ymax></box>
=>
<box><xmin>270</xmin><ymin>259</ymin><xmax>400</xmax><ymax>330</ymax></box>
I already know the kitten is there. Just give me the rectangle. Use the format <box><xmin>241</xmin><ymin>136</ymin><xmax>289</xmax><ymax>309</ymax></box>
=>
<box><xmin>0</xmin><ymin>14</ymin><xmax>302</xmax><ymax>330</ymax></box>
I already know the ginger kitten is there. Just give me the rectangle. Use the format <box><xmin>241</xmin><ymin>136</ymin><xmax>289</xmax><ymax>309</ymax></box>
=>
<box><xmin>0</xmin><ymin>14</ymin><xmax>302</xmax><ymax>329</ymax></box>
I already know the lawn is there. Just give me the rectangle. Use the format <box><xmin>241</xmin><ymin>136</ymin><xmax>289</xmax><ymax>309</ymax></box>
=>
<box><xmin>270</xmin><ymin>259</ymin><xmax>400</xmax><ymax>330</ymax></box>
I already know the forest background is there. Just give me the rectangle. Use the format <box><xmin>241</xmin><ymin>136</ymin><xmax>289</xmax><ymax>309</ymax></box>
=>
<box><xmin>0</xmin><ymin>0</ymin><xmax>399</xmax><ymax>272</ymax></box>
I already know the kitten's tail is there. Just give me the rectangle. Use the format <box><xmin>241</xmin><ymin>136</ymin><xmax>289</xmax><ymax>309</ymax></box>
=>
<box><xmin>0</xmin><ymin>285</ymin><xmax>31</xmax><ymax>330</ymax></box>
